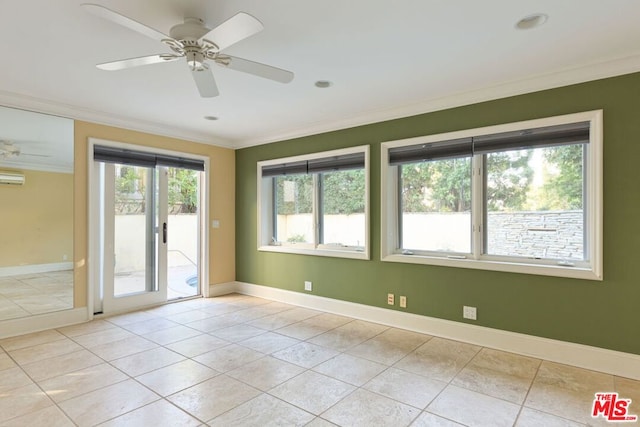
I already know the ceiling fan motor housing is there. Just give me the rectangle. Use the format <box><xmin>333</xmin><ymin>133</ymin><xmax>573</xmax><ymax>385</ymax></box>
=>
<box><xmin>168</xmin><ymin>18</ymin><xmax>219</xmax><ymax>71</ymax></box>
<box><xmin>169</xmin><ymin>17</ymin><xmax>209</xmax><ymax>41</ymax></box>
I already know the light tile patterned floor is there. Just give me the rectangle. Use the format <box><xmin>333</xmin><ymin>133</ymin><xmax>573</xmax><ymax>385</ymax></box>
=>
<box><xmin>0</xmin><ymin>294</ymin><xmax>638</xmax><ymax>426</ymax></box>
<box><xmin>0</xmin><ymin>271</ymin><xmax>73</xmax><ymax>320</ymax></box>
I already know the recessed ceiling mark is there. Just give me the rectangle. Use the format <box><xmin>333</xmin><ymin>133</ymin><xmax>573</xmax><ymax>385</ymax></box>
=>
<box><xmin>315</xmin><ymin>80</ymin><xmax>333</xmax><ymax>88</ymax></box>
<box><xmin>515</xmin><ymin>13</ymin><xmax>548</xmax><ymax>30</ymax></box>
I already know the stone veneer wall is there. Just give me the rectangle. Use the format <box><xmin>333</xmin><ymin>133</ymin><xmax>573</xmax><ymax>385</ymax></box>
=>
<box><xmin>486</xmin><ymin>210</ymin><xmax>584</xmax><ymax>260</ymax></box>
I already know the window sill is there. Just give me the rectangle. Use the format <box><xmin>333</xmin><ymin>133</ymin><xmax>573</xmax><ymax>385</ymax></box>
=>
<box><xmin>258</xmin><ymin>245</ymin><xmax>369</xmax><ymax>260</ymax></box>
<box><xmin>381</xmin><ymin>253</ymin><xmax>602</xmax><ymax>281</ymax></box>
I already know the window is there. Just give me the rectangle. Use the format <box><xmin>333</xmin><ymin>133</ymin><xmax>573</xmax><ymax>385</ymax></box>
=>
<box><xmin>381</xmin><ymin>111</ymin><xmax>602</xmax><ymax>280</ymax></box>
<box><xmin>258</xmin><ymin>146</ymin><xmax>369</xmax><ymax>259</ymax></box>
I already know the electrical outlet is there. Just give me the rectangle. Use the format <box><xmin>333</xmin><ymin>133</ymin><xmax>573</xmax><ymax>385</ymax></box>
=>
<box><xmin>399</xmin><ymin>296</ymin><xmax>407</xmax><ymax>308</ymax></box>
<box><xmin>463</xmin><ymin>306</ymin><xmax>477</xmax><ymax>320</ymax></box>
<box><xmin>387</xmin><ymin>293</ymin><xmax>395</xmax><ymax>305</ymax></box>
<box><xmin>304</xmin><ymin>281</ymin><xmax>312</xmax><ymax>291</ymax></box>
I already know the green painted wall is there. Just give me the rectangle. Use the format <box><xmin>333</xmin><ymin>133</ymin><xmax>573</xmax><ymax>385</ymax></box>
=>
<box><xmin>236</xmin><ymin>72</ymin><xmax>640</xmax><ymax>355</ymax></box>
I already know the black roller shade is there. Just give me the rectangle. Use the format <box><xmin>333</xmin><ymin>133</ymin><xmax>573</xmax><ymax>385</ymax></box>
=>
<box><xmin>472</xmin><ymin>121</ymin><xmax>590</xmax><ymax>154</ymax></box>
<box><xmin>262</xmin><ymin>152</ymin><xmax>365</xmax><ymax>177</ymax></box>
<box><xmin>388</xmin><ymin>121</ymin><xmax>590</xmax><ymax>166</ymax></box>
<box><xmin>156</xmin><ymin>154</ymin><xmax>205</xmax><ymax>171</ymax></box>
<box><xmin>307</xmin><ymin>152</ymin><xmax>365</xmax><ymax>173</ymax></box>
<box><xmin>94</xmin><ymin>145</ymin><xmax>205</xmax><ymax>171</ymax></box>
<box><xmin>261</xmin><ymin>160</ymin><xmax>308</xmax><ymax>177</ymax></box>
<box><xmin>389</xmin><ymin>137</ymin><xmax>473</xmax><ymax>166</ymax></box>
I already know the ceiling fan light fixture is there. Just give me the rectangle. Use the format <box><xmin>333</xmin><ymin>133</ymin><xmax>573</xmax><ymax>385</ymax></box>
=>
<box><xmin>515</xmin><ymin>13</ymin><xmax>548</xmax><ymax>30</ymax></box>
<box><xmin>187</xmin><ymin>51</ymin><xmax>207</xmax><ymax>71</ymax></box>
<box><xmin>315</xmin><ymin>80</ymin><xmax>332</xmax><ymax>88</ymax></box>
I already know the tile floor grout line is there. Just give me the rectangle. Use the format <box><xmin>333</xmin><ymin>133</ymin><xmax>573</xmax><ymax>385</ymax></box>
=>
<box><xmin>201</xmin><ymin>379</ymin><xmax>306</xmax><ymax>425</ymax></box>
<box><xmin>356</xmin><ymin>363</ymin><xmax>429</xmax><ymax>415</ymax></box>
<box><xmin>213</xmin><ymin>311</ymin><xmax>393</xmax><ymax>423</ymax></box>
<box><xmin>516</xmin><ymin>359</ymin><xmax>591</xmax><ymax>426</ymax></box>
<box><xmin>0</xmin><ymin>330</ymin><xmax>68</xmax><ymax>353</ymax></box>
<box><xmin>510</xmin><ymin>356</ymin><xmax>543</xmax><ymax>426</ymax></box>
<box><xmin>277</xmin><ymin>324</ymin><xmax>426</xmax><ymax>423</ymax></box>
<box><xmin>2</xmin><ymin>347</ymin><xmax>80</xmax><ymax>426</ymax></box>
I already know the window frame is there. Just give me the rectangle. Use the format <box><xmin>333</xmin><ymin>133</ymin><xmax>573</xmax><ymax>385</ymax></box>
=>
<box><xmin>257</xmin><ymin>145</ymin><xmax>370</xmax><ymax>260</ymax></box>
<box><xmin>381</xmin><ymin>110</ymin><xmax>603</xmax><ymax>280</ymax></box>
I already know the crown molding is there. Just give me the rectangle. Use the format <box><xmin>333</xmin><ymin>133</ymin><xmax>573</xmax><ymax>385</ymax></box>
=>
<box><xmin>235</xmin><ymin>52</ymin><xmax>640</xmax><ymax>149</ymax></box>
<box><xmin>0</xmin><ymin>161</ymin><xmax>73</xmax><ymax>174</ymax></box>
<box><xmin>0</xmin><ymin>90</ymin><xmax>235</xmax><ymax>149</ymax></box>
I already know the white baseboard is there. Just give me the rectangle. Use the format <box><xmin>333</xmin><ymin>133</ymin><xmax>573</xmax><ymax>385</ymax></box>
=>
<box><xmin>213</xmin><ymin>281</ymin><xmax>640</xmax><ymax>380</ymax></box>
<box><xmin>0</xmin><ymin>262</ymin><xmax>73</xmax><ymax>278</ymax></box>
<box><xmin>0</xmin><ymin>308</ymin><xmax>89</xmax><ymax>339</ymax></box>
<box><xmin>209</xmin><ymin>282</ymin><xmax>240</xmax><ymax>297</ymax></box>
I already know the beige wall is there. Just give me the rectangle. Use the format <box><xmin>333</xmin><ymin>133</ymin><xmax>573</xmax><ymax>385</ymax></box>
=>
<box><xmin>0</xmin><ymin>170</ymin><xmax>73</xmax><ymax>267</ymax></box>
<box><xmin>74</xmin><ymin>121</ymin><xmax>235</xmax><ymax>307</ymax></box>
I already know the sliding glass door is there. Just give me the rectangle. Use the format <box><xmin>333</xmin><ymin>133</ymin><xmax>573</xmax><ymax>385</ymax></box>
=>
<box><xmin>166</xmin><ymin>167</ymin><xmax>200</xmax><ymax>300</ymax></box>
<box><xmin>94</xmin><ymin>146</ymin><xmax>204</xmax><ymax>314</ymax></box>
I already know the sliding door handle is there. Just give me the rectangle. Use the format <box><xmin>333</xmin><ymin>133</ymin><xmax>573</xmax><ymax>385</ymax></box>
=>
<box><xmin>163</xmin><ymin>222</ymin><xmax>167</xmax><ymax>244</ymax></box>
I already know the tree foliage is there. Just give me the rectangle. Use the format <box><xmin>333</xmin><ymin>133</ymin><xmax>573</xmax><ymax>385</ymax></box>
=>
<box><xmin>401</xmin><ymin>146</ymin><xmax>585</xmax><ymax>214</ymax></box>
<box><xmin>401</xmin><ymin>152</ymin><xmax>534</xmax><ymax>213</ymax></box>
<box><xmin>115</xmin><ymin>166</ymin><xmax>145</xmax><ymax>214</ymax></box>
<box><xmin>400</xmin><ymin>151</ymin><xmax>534</xmax><ymax>213</ymax></box>
<box><xmin>168</xmin><ymin>168</ymin><xmax>198</xmax><ymax>213</ymax></box>
<box><xmin>322</xmin><ymin>170</ymin><xmax>365</xmax><ymax>214</ymax></box>
<box><xmin>275</xmin><ymin>175</ymin><xmax>313</xmax><ymax>215</ymax></box>
<box><xmin>401</xmin><ymin>158</ymin><xmax>471</xmax><ymax>212</ymax></box>
<box><xmin>542</xmin><ymin>145</ymin><xmax>583</xmax><ymax>210</ymax></box>
<box><xmin>485</xmin><ymin>150</ymin><xmax>534</xmax><ymax>212</ymax></box>
<box><xmin>115</xmin><ymin>166</ymin><xmax>199</xmax><ymax>214</ymax></box>
<box><xmin>275</xmin><ymin>170</ymin><xmax>365</xmax><ymax>215</ymax></box>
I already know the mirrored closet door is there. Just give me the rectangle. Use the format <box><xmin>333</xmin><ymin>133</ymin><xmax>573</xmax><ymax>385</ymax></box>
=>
<box><xmin>0</xmin><ymin>105</ymin><xmax>74</xmax><ymax>321</ymax></box>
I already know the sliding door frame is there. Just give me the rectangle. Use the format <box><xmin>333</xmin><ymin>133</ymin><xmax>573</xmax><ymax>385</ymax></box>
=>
<box><xmin>87</xmin><ymin>138</ymin><xmax>210</xmax><ymax>318</ymax></box>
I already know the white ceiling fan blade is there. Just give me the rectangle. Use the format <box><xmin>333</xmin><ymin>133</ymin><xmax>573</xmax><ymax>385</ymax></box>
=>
<box><xmin>218</xmin><ymin>56</ymin><xmax>294</xmax><ymax>83</ymax></box>
<box><xmin>97</xmin><ymin>55</ymin><xmax>180</xmax><ymax>71</ymax></box>
<box><xmin>191</xmin><ymin>67</ymin><xmax>219</xmax><ymax>97</ymax></box>
<box><xmin>201</xmin><ymin>12</ymin><xmax>264</xmax><ymax>51</ymax></box>
<box><xmin>81</xmin><ymin>3</ymin><xmax>169</xmax><ymax>42</ymax></box>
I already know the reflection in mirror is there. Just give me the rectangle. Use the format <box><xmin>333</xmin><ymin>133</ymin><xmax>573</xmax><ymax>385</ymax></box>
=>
<box><xmin>0</xmin><ymin>105</ymin><xmax>74</xmax><ymax>320</ymax></box>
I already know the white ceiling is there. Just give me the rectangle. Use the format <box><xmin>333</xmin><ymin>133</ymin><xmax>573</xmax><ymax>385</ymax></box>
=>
<box><xmin>1</xmin><ymin>0</ymin><xmax>640</xmax><ymax>149</ymax></box>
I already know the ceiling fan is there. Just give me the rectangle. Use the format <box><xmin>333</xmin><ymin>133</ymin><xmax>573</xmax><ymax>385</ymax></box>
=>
<box><xmin>0</xmin><ymin>141</ymin><xmax>51</xmax><ymax>160</ymax></box>
<box><xmin>82</xmin><ymin>3</ymin><xmax>294</xmax><ymax>97</ymax></box>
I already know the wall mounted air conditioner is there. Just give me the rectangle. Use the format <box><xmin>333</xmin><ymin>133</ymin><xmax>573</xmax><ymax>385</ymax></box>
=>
<box><xmin>0</xmin><ymin>171</ymin><xmax>25</xmax><ymax>185</ymax></box>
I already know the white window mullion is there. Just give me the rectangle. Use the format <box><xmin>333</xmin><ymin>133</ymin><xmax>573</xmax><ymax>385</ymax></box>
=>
<box><xmin>313</xmin><ymin>173</ymin><xmax>320</xmax><ymax>248</ymax></box>
<box><xmin>471</xmin><ymin>155</ymin><xmax>484</xmax><ymax>260</ymax></box>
